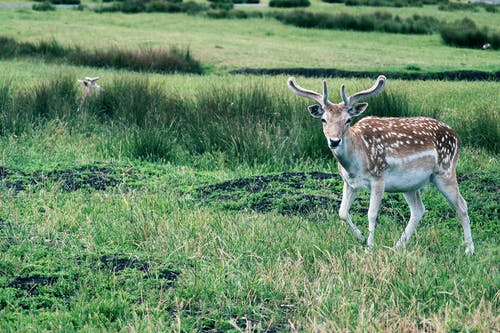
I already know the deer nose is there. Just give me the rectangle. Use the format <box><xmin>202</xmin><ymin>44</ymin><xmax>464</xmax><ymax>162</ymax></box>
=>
<box><xmin>329</xmin><ymin>138</ymin><xmax>342</xmax><ymax>148</ymax></box>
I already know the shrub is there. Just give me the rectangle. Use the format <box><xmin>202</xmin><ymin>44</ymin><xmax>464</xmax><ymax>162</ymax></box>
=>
<box><xmin>145</xmin><ymin>0</ymin><xmax>182</xmax><ymax>12</ymax></box>
<box><xmin>209</xmin><ymin>0</ymin><xmax>234</xmax><ymax>10</ymax></box>
<box><xmin>269</xmin><ymin>0</ymin><xmax>310</xmax><ymax>8</ymax></box>
<box><xmin>32</xmin><ymin>2</ymin><xmax>56</xmax><ymax>11</ymax></box>
<box><xmin>179</xmin><ymin>1</ymin><xmax>208</xmax><ymax>13</ymax></box>
<box><xmin>439</xmin><ymin>18</ymin><xmax>489</xmax><ymax>49</ymax></box>
<box><xmin>489</xmin><ymin>31</ymin><xmax>500</xmax><ymax>49</ymax></box>
<box><xmin>119</xmin><ymin>0</ymin><xmax>146</xmax><ymax>13</ymax></box>
<box><xmin>96</xmin><ymin>0</ymin><xmax>211</xmax><ymax>13</ymax></box>
<box><xmin>484</xmin><ymin>4</ymin><xmax>497</xmax><ymax>13</ymax></box>
<box><xmin>233</xmin><ymin>0</ymin><xmax>260</xmax><ymax>3</ymax></box>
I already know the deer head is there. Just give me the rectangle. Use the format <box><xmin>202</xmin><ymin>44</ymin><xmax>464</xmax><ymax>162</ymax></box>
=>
<box><xmin>77</xmin><ymin>76</ymin><xmax>103</xmax><ymax>98</ymax></box>
<box><xmin>287</xmin><ymin>75</ymin><xmax>386</xmax><ymax>149</ymax></box>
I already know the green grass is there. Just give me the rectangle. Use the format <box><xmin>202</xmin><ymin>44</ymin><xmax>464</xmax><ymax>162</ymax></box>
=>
<box><xmin>0</xmin><ymin>73</ymin><xmax>498</xmax><ymax>331</ymax></box>
<box><xmin>0</xmin><ymin>137</ymin><xmax>498</xmax><ymax>331</ymax></box>
<box><xmin>0</xmin><ymin>3</ymin><xmax>498</xmax><ymax>332</ymax></box>
<box><xmin>0</xmin><ymin>6</ymin><xmax>498</xmax><ymax>73</ymax></box>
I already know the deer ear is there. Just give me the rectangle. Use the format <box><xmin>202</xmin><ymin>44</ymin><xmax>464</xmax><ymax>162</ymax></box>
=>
<box><xmin>349</xmin><ymin>103</ymin><xmax>368</xmax><ymax>117</ymax></box>
<box><xmin>308</xmin><ymin>104</ymin><xmax>324</xmax><ymax>118</ymax></box>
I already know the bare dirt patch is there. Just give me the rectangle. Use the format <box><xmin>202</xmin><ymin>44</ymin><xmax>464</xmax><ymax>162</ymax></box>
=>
<box><xmin>0</xmin><ymin>164</ymin><xmax>132</xmax><ymax>192</ymax></box>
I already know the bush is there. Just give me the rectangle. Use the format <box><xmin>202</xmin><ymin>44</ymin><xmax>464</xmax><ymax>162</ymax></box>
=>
<box><xmin>179</xmin><ymin>1</ymin><xmax>208</xmax><ymax>13</ymax></box>
<box><xmin>439</xmin><ymin>18</ymin><xmax>489</xmax><ymax>49</ymax></box>
<box><xmin>233</xmin><ymin>0</ymin><xmax>260</xmax><ymax>3</ymax></box>
<box><xmin>205</xmin><ymin>9</ymin><xmax>262</xmax><ymax>19</ymax></box>
<box><xmin>119</xmin><ymin>0</ymin><xmax>146</xmax><ymax>13</ymax></box>
<box><xmin>145</xmin><ymin>0</ymin><xmax>182</xmax><ymax>12</ymax></box>
<box><xmin>97</xmin><ymin>0</ymin><xmax>209</xmax><ymax>13</ymax></box>
<box><xmin>32</xmin><ymin>2</ymin><xmax>56</xmax><ymax>11</ymax></box>
<box><xmin>209</xmin><ymin>0</ymin><xmax>234</xmax><ymax>10</ymax></box>
<box><xmin>489</xmin><ymin>31</ymin><xmax>500</xmax><ymax>49</ymax></box>
<box><xmin>269</xmin><ymin>0</ymin><xmax>310</xmax><ymax>8</ymax></box>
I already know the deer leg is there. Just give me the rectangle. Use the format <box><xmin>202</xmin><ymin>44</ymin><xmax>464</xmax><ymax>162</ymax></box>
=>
<box><xmin>433</xmin><ymin>175</ymin><xmax>475</xmax><ymax>255</ymax></box>
<box><xmin>338</xmin><ymin>182</ymin><xmax>365</xmax><ymax>243</ymax></box>
<box><xmin>367</xmin><ymin>180</ymin><xmax>384</xmax><ymax>250</ymax></box>
<box><xmin>396</xmin><ymin>190</ymin><xmax>425</xmax><ymax>250</ymax></box>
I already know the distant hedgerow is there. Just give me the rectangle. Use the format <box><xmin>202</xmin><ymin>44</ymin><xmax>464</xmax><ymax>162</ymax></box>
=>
<box><xmin>0</xmin><ymin>36</ymin><xmax>203</xmax><ymax>74</ymax></box>
<box><xmin>269</xmin><ymin>0</ymin><xmax>310</xmax><ymax>8</ymax></box>
<box><xmin>439</xmin><ymin>18</ymin><xmax>498</xmax><ymax>49</ymax></box>
<box><xmin>32</xmin><ymin>2</ymin><xmax>56</xmax><ymax>11</ymax></box>
<box><xmin>33</xmin><ymin>0</ymin><xmax>80</xmax><ymax>4</ymax></box>
<box><xmin>205</xmin><ymin>8</ymin><xmax>263</xmax><ymax>19</ymax></box>
<box><xmin>438</xmin><ymin>2</ymin><xmax>498</xmax><ymax>12</ymax></box>
<box><xmin>95</xmin><ymin>0</ymin><xmax>208</xmax><ymax>13</ymax></box>
<box><xmin>323</xmin><ymin>0</ymin><xmax>447</xmax><ymax>6</ymax></box>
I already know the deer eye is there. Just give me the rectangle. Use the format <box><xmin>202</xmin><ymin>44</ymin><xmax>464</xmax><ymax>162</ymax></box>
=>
<box><xmin>321</xmin><ymin>118</ymin><xmax>327</xmax><ymax>124</ymax></box>
<box><xmin>345</xmin><ymin>118</ymin><xmax>351</xmax><ymax>125</ymax></box>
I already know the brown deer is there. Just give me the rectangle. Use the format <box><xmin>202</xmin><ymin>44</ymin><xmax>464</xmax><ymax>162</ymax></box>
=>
<box><xmin>287</xmin><ymin>75</ymin><xmax>474</xmax><ymax>255</ymax></box>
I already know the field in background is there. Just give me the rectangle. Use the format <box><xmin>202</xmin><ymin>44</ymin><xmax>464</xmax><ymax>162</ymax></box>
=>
<box><xmin>0</xmin><ymin>2</ymin><xmax>499</xmax><ymax>332</ymax></box>
<box><xmin>0</xmin><ymin>2</ymin><xmax>499</xmax><ymax>72</ymax></box>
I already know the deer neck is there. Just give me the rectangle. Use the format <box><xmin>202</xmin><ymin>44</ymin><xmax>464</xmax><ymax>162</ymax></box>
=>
<box><xmin>331</xmin><ymin>128</ymin><xmax>360</xmax><ymax>173</ymax></box>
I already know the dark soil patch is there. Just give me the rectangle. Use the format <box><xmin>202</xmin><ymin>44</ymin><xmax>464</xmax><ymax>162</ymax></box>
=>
<box><xmin>4</xmin><ymin>254</ymin><xmax>180</xmax><ymax>310</ymax></box>
<box><xmin>0</xmin><ymin>164</ymin><xmax>133</xmax><ymax>192</ymax></box>
<box><xmin>73</xmin><ymin>254</ymin><xmax>179</xmax><ymax>284</ymax></box>
<box><xmin>9</xmin><ymin>275</ymin><xmax>58</xmax><ymax>296</ymax></box>
<box><xmin>231</xmin><ymin>68</ymin><xmax>500</xmax><ymax>81</ymax></box>
<box><xmin>194</xmin><ymin>171</ymin><xmax>498</xmax><ymax>224</ymax></box>
<box><xmin>194</xmin><ymin>171</ymin><xmax>407</xmax><ymax>218</ymax></box>
<box><xmin>195</xmin><ymin>171</ymin><xmax>343</xmax><ymax>216</ymax></box>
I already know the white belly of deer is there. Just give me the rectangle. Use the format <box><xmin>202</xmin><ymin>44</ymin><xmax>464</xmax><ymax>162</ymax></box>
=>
<box><xmin>384</xmin><ymin>149</ymin><xmax>437</xmax><ymax>192</ymax></box>
<box><xmin>340</xmin><ymin>149</ymin><xmax>437</xmax><ymax>192</ymax></box>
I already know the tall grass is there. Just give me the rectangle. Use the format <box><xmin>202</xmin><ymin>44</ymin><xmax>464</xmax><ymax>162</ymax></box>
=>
<box><xmin>0</xmin><ymin>36</ymin><xmax>203</xmax><ymax>74</ymax></box>
<box><xmin>439</xmin><ymin>18</ymin><xmax>499</xmax><ymax>49</ymax></box>
<box><xmin>0</xmin><ymin>76</ymin><xmax>498</xmax><ymax>167</ymax></box>
<box><xmin>274</xmin><ymin>10</ymin><xmax>441</xmax><ymax>34</ymax></box>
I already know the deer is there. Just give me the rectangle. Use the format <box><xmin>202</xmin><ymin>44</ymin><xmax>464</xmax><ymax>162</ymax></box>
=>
<box><xmin>77</xmin><ymin>76</ymin><xmax>103</xmax><ymax>111</ymax></box>
<box><xmin>77</xmin><ymin>76</ymin><xmax>103</xmax><ymax>99</ymax></box>
<box><xmin>287</xmin><ymin>75</ymin><xmax>474</xmax><ymax>255</ymax></box>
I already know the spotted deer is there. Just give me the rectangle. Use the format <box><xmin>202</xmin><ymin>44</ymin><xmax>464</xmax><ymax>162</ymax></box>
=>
<box><xmin>288</xmin><ymin>75</ymin><xmax>474</xmax><ymax>255</ymax></box>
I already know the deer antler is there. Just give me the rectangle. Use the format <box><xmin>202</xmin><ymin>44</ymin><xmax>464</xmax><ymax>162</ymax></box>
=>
<box><xmin>341</xmin><ymin>75</ymin><xmax>386</xmax><ymax>107</ymax></box>
<box><xmin>288</xmin><ymin>77</ymin><xmax>331</xmax><ymax>107</ymax></box>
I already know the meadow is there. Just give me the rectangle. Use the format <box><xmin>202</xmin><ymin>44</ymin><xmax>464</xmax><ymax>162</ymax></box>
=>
<box><xmin>0</xmin><ymin>1</ymin><xmax>499</xmax><ymax>332</ymax></box>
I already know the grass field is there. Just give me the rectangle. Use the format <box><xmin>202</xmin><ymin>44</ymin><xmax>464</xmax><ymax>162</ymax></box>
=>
<box><xmin>0</xmin><ymin>2</ymin><xmax>499</xmax><ymax>332</ymax></box>
<box><xmin>0</xmin><ymin>3</ymin><xmax>499</xmax><ymax>72</ymax></box>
